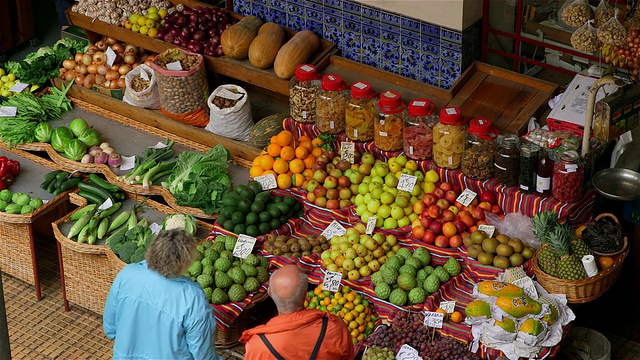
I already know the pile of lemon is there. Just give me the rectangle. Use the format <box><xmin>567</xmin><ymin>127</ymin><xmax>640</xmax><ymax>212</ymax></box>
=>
<box><xmin>0</xmin><ymin>70</ymin><xmax>21</xmax><ymax>98</ymax></box>
<box><xmin>123</xmin><ymin>6</ymin><xmax>167</xmax><ymax>37</ymax></box>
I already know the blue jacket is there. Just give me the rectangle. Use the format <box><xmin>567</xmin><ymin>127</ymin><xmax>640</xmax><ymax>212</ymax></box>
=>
<box><xmin>104</xmin><ymin>261</ymin><xmax>219</xmax><ymax>360</ymax></box>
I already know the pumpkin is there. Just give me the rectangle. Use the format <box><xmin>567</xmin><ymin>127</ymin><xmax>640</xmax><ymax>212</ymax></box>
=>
<box><xmin>250</xmin><ymin>112</ymin><xmax>289</xmax><ymax>148</ymax></box>
<box><xmin>273</xmin><ymin>30</ymin><xmax>320</xmax><ymax>79</ymax></box>
<box><xmin>221</xmin><ymin>16</ymin><xmax>263</xmax><ymax>59</ymax></box>
<box><xmin>249</xmin><ymin>23</ymin><xmax>285</xmax><ymax>69</ymax></box>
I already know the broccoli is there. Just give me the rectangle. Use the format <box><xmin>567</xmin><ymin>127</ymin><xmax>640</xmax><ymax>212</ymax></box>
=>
<box><xmin>130</xmin><ymin>247</ymin><xmax>146</xmax><ymax>263</ymax></box>
<box><xmin>108</xmin><ymin>232</ymin><xmax>127</xmax><ymax>254</ymax></box>
<box><xmin>118</xmin><ymin>242</ymin><xmax>139</xmax><ymax>263</ymax></box>
<box><xmin>125</xmin><ymin>225</ymin><xmax>153</xmax><ymax>248</ymax></box>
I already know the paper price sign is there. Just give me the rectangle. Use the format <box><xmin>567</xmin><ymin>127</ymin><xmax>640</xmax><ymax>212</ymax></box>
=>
<box><xmin>477</xmin><ymin>224</ymin><xmax>495</xmax><ymax>237</ymax></box>
<box><xmin>254</xmin><ymin>173</ymin><xmax>277</xmax><ymax>190</ymax></box>
<box><xmin>120</xmin><ymin>155</ymin><xmax>136</xmax><ymax>171</ymax></box>
<box><xmin>396</xmin><ymin>344</ymin><xmax>422</xmax><ymax>360</ymax></box>
<box><xmin>455</xmin><ymin>189</ymin><xmax>477</xmax><ymax>207</ymax></box>
<box><xmin>232</xmin><ymin>234</ymin><xmax>257</xmax><ymax>259</ymax></box>
<box><xmin>397</xmin><ymin>174</ymin><xmax>417</xmax><ymax>192</ymax></box>
<box><xmin>166</xmin><ymin>61</ymin><xmax>183</xmax><ymax>71</ymax></box>
<box><xmin>149</xmin><ymin>222</ymin><xmax>163</xmax><ymax>235</ymax></box>
<box><xmin>513</xmin><ymin>277</ymin><xmax>539</xmax><ymax>300</ymax></box>
<box><xmin>439</xmin><ymin>301</ymin><xmax>456</xmax><ymax>314</ymax></box>
<box><xmin>423</xmin><ymin>312</ymin><xmax>444</xmax><ymax>328</ymax></box>
<box><xmin>341</xmin><ymin>142</ymin><xmax>355</xmax><ymax>163</ymax></box>
<box><xmin>321</xmin><ymin>220</ymin><xmax>347</xmax><ymax>239</ymax></box>
<box><xmin>98</xmin><ymin>198</ymin><xmax>113</xmax><ymax>211</ymax></box>
<box><xmin>9</xmin><ymin>82</ymin><xmax>29</xmax><ymax>93</ymax></box>
<box><xmin>105</xmin><ymin>47</ymin><xmax>116</xmax><ymax>66</ymax></box>
<box><xmin>322</xmin><ymin>271</ymin><xmax>342</xmax><ymax>292</ymax></box>
<box><xmin>366</xmin><ymin>216</ymin><xmax>377</xmax><ymax>235</ymax></box>
<box><xmin>140</xmin><ymin>69</ymin><xmax>150</xmax><ymax>80</ymax></box>
<box><xmin>0</xmin><ymin>106</ymin><xmax>17</xmax><ymax>117</ymax></box>
<box><xmin>149</xmin><ymin>141</ymin><xmax>168</xmax><ymax>149</ymax></box>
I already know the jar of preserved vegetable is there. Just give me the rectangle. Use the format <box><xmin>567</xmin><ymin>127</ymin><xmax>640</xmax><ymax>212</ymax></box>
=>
<box><xmin>289</xmin><ymin>64</ymin><xmax>321</xmax><ymax>123</ymax></box>
<box><xmin>552</xmin><ymin>150</ymin><xmax>583</xmax><ymax>203</ymax></box>
<box><xmin>519</xmin><ymin>143</ymin><xmax>540</xmax><ymax>193</ymax></box>
<box><xmin>432</xmin><ymin>107</ymin><xmax>465</xmax><ymax>169</ymax></box>
<box><xmin>461</xmin><ymin>118</ymin><xmax>498</xmax><ymax>179</ymax></box>
<box><xmin>316</xmin><ymin>74</ymin><xmax>349</xmax><ymax>134</ymax></box>
<box><xmin>374</xmin><ymin>90</ymin><xmax>406</xmax><ymax>151</ymax></box>
<box><xmin>403</xmin><ymin>99</ymin><xmax>435</xmax><ymax>160</ymax></box>
<box><xmin>345</xmin><ymin>81</ymin><xmax>377</xmax><ymax>141</ymax></box>
<box><xmin>494</xmin><ymin>135</ymin><xmax>520</xmax><ymax>186</ymax></box>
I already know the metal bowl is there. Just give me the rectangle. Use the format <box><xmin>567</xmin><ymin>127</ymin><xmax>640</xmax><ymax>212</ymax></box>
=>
<box><xmin>592</xmin><ymin>168</ymin><xmax>640</xmax><ymax>201</ymax></box>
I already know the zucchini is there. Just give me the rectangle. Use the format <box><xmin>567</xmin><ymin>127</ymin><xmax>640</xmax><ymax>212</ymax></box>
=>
<box><xmin>88</xmin><ymin>174</ymin><xmax>121</xmax><ymax>193</ymax></box>
<box><xmin>77</xmin><ymin>182</ymin><xmax>113</xmax><ymax>203</ymax></box>
<box><xmin>60</xmin><ymin>177</ymin><xmax>82</xmax><ymax>191</ymax></box>
<box><xmin>43</xmin><ymin>170</ymin><xmax>63</xmax><ymax>182</ymax></box>
<box><xmin>77</xmin><ymin>190</ymin><xmax>107</xmax><ymax>205</ymax></box>
<box><xmin>40</xmin><ymin>177</ymin><xmax>54</xmax><ymax>190</ymax></box>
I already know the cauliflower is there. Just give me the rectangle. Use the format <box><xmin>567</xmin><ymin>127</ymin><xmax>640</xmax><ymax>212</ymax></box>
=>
<box><xmin>162</xmin><ymin>214</ymin><xmax>197</xmax><ymax>236</ymax></box>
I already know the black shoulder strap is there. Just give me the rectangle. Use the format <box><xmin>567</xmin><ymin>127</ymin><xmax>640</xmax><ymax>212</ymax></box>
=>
<box><xmin>309</xmin><ymin>315</ymin><xmax>329</xmax><ymax>360</ymax></box>
<box><xmin>258</xmin><ymin>334</ymin><xmax>286</xmax><ymax>360</ymax></box>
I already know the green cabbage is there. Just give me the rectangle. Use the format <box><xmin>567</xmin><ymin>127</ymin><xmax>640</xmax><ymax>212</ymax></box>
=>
<box><xmin>51</xmin><ymin>127</ymin><xmax>74</xmax><ymax>152</ymax></box>
<box><xmin>69</xmin><ymin>118</ymin><xmax>89</xmax><ymax>137</ymax></box>
<box><xmin>63</xmin><ymin>139</ymin><xmax>87</xmax><ymax>161</ymax></box>
<box><xmin>77</xmin><ymin>128</ymin><xmax>101</xmax><ymax>147</ymax></box>
<box><xmin>34</xmin><ymin>122</ymin><xmax>53</xmax><ymax>143</ymax></box>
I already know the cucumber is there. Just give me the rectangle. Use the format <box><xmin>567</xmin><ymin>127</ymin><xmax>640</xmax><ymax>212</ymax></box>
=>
<box><xmin>88</xmin><ymin>174</ymin><xmax>121</xmax><ymax>192</ymax></box>
<box><xmin>60</xmin><ymin>177</ymin><xmax>82</xmax><ymax>191</ymax></box>
<box><xmin>40</xmin><ymin>177</ymin><xmax>54</xmax><ymax>190</ymax></box>
<box><xmin>77</xmin><ymin>190</ymin><xmax>107</xmax><ymax>205</ymax></box>
<box><xmin>46</xmin><ymin>180</ymin><xmax>57</xmax><ymax>194</ymax></box>
<box><xmin>43</xmin><ymin>170</ymin><xmax>63</xmax><ymax>182</ymax></box>
<box><xmin>77</xmin><ymin>182</ymin><xmax>114</xmax><ymax>203</ymax></box>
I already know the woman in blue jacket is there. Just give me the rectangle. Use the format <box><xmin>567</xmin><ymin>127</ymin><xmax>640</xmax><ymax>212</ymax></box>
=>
<box><xmin>104</xmin><ymin>229</ymin><xmax>219</xmax><ymax>360</ymax></box>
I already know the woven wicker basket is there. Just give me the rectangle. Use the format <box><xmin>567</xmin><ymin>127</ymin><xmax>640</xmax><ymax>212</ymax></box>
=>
<box><xmin>215</xmin><ymin>290</ymin><xmax>268</xmax><ymax>349</ymax></box>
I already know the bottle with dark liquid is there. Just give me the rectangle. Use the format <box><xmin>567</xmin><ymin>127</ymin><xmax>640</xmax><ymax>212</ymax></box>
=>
<box><xmin>535</xmin><ymin>142</ymin><xmax>553</xmax><ymax>197</ymax></box>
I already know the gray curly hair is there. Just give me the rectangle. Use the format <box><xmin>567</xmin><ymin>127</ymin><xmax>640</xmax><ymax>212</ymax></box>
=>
<box><xmin>146</xmin><ymin>229</ymin><xmax>198</xmax><ymax>278</ymax></box>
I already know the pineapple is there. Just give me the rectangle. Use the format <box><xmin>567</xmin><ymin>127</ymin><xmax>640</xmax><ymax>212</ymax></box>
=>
<box><xmin>532</xmin><ymin>211</ymin><xmax>560</xmax><ymax>276</ymax></box>
<box><xmin>549</xmin><ymin>224</ymin><xmax>587</xmax><ymax>280</ymax></box>
<box><xmin>570</xmin><ymin>237</ymin><xmax>592</xmax><ymax>258</ymax></box>
<box><xmin>537</xmin><ymin>244</ymin><xmax>559</xmax><ymax>276</ymax></box>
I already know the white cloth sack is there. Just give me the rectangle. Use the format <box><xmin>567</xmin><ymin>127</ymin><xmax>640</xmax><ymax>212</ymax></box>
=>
<box><xmin>123</xmin><ymin>64</ymin><xmax>161</xmax><ymax>109</ymax></box>
<box><xmin>206</xmin><ymin>84</ymin><xmax>252</xmax><ymax>141</ymax></box>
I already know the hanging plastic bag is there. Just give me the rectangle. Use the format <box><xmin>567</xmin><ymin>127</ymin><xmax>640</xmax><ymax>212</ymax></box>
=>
<box><xmin>594</xmin><ymin>0</ymin><xmax>614</xmax><ymax>27</ymax></box>
<box><xmin>571</xmin><ymin>20</ymin><xmax>601</xmax><ymax>52</ymax></box>
<box><xmin>205</xmin><ymin>84</ymin><xmax>252</xmax><ymax>141</ymax></box>
<box><xmin>560</xmin><ymin>0</ymin><xmax>593</xmax><ymax>27</ymax></box>
<box><xmin>597</xmin><ymin>9</ymin><xmax>627</xmax><ymax>46</ymax></box>
<box><xmin>123</xmin><ymin>64</ymin><xmax>161</xmax><ymax>109</ymax></box>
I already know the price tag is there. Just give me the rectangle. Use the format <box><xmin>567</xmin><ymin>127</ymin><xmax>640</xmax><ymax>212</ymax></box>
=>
<box><xmin>149</xmin><ymin>141</ymin><xmax>168</xmax><ymax>149</ymax></box>
<box><xmin>341</xmin><ymin>142</ymin><xmax>355</xmax><ymax>164</ymax></box>
<box><xmin>232</xmin><ymin>234</ymin><xmax>257</xmax><ymax>259</ymax></box>
<box><xmin>42</xmin><ymin>199</ymin><xmax>50</xmax><ymax>204</ymax></box>
<box><xmin>513</xmin><ymin>277</ymin><xmax>539</xmax><ymax>300</ymax></box>
<box><xmin>366</xmin><ymin>216</ymin><xmax>377</xmax><ymax>235</ymax></box>
<box><xmin>120</xmin><ymin>155</ymin><xmax>136</xmax><ymax>171</ymax></box>
<box><xmin>254</xmin><ymin>173</ymin><xmax>277</xmax><ymax>190</ymax></box>
<box><xmin>397</xmin><ymin>174</ymin><xmax>417</xmax><ymax>192</ymax></box>
<box><xmin>149</xmin><ymin>222</ymin><xmax>163</xmax><ymax>235</ymax></box>
<box><xmin>566</xmin><ymin>164</ymin><xmax>578</xmax><ymax>173</ymax></box>
<box><xmin>322</xmin><ymin>270</ymin><xmax>342</xmax><ymax>292</ymax></box>
<box><xmin>140</xmin><ymin>69</ymin><xmax>150</xmax><ymax>81</ymax></box>
<box><xmin>300</xmin><ymin>64</ymin><xmax>314</xmax><ymax>72</ymax></box>
<box><xmin>455</xmin><ymin>189</ymin><xmax>477</xmax><ymax>207</ymax></box>
<box><xmin>439</xmin><ymin>301</ymin><xmax>456</xmax><ymax>314</ymax></box>
<box><xmin>353</xmin><ymin>81</ymin><xmax>367</xmax><ymax>89</ymax></box>
<box><xmin>477</xmin><ymin>224</ymin><xmax>495</xmax><ymax>237</ymax></box>
<box><xmin>396</xmin><ymin>344</ymin><xmax>422</xmax><ymax>360</ymax></box>
<box><xmin>423</xmin><ymin>311</ymin><xmax>444</xmax><ymax>328</ymax></box>
<box><xmin>321</xmin><ymin>220</ymin><xmax>347</xmax><ymax>239</ymax></box>
<box><xmin>413</xmin><ymin>101</ymin><xmax>426</xmax><ymax>107</ymax></box>
<box><xmin>9</xmin><ymin>82</ymin><xmax>29</xmax><ymax>93</ymax></box>
<box><xmin>0</xmin><ymin>106</ymin><xmax>17</xmax><ymax>117</ymax></box>
<box><xmin>166</xmin><ymin>61</ymin><xmax>183</xmax><ymax>71</ymax></box>
<box><xmin>445</xmin><ymin>107</ymin><xmax>457</xmax><ymax>115</ymax></box>
<box><xmin>105</xmin><ymin>47</ymin><xmax>116</xmax><ymax>67</ymax></box>
<box><xmin>98</xmin><ymin>198</ymin><xmax>113</xmax><ymax>211</ymax></box>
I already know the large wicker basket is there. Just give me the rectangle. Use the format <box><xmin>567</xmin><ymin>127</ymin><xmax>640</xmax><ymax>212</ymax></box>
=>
<box><xmin>214</xmin><ymin>290</ymin><xmax>269</xmax><ymax>349</ymax></box>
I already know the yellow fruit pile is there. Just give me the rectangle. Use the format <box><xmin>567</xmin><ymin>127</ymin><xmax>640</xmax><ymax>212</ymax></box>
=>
<box><xmin>305</xmin><ymin>285</ymin><xmax>376</xmax><ymax>345</ymax></box>
<box><xmin>124</xmin><ymin>7</ymin><xmax>167</xmax><ymax>37</ymax></box>
<box><xmin>0</xmin><ymin>70</ymin><xmax>24</xmax><ymax>98</ymax></box>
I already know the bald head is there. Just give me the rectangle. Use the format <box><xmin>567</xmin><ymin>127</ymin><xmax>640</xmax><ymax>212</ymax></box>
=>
<box><xmin>269</xmin><ymin>265</ymin><xmax>309</xmax><ymax>315</ymax></box>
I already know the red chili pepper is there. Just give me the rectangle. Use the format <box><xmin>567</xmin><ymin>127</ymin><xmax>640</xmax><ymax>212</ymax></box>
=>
<box><xmin>0</xmin><ymin>174</ymin><xmax>13</xmax><ymax>188</ymax></box>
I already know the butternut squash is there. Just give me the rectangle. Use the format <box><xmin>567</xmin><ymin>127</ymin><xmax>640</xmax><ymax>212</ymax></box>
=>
<box><xmin>273</xmin><ymin>30</ymin><xmax>320</xmax><ymax>79</ymax></box>
<box><xmin>221</xmin><ymin>16</ymin><xmax>263</xmax><ymax>59</ymax></box>
<box><xmin>249</xmin><ymin>23</ymin><xmax>285</xmax><ymax>69</ymax></box>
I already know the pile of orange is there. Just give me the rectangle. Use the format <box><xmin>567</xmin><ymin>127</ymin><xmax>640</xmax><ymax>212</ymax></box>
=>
<box><xmin>434</xmin><ymin>307</ymin><xmax>464</xmax><ymax>323</ymax></box>
<box><xmin>305</xmin><ymin>285</ymin><xmax>376</xmax><ymax>345</ymax></box>
<box><xmin>250</xmin><ymin>130</ymin><xmax>325</xmax><ymax>189</ymax></box>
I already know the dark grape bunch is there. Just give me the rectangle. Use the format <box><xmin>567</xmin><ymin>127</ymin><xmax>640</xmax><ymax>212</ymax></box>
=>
<box><xmin>366</xmin><ymin>312</ymin><xmax>480</xmax><ymax>360</ymax></box>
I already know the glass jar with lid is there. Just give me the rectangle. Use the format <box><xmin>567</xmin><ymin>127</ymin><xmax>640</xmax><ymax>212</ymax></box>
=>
<box><xmin>345</xmin><ymin>81</ymin><xmax>377</xmax><ymax>141</ymax></box>
<box><xmin>461</xmin><ymin>118</ymin><xmax>498</xmax><ymax>179</ymax></box>
<box><xmin>494</xmin><ymin>135</ymin><xmax>520</xmax><ymax>187</ymax></box>
<box><xmin>316</xmin><ymin>74</ymin><xmax>349</xmax><ymax>134</ymax></box>
<box><xmin>289</xmin><ymin>64</ymin><xmax>321</xmax><ymax>123</ymax></box>
<box><xmin>374</xmin><ymin>90</ymin><xmax>406</xmax><ymax>152</ymax></box>
<box><xmin>552</xmin><ymin>150</ymin><xmax>584</xmax><ymax>203</ymax></box>
<box><xmin>519</xmin><ymin>143</ymin><xmax>540</xmax><ymax>193</ymax></box>
<box><xmin>403</xmin><ymin>99</ymin><xmax>435</xmax><ymax>160</ymax></box>
<box><xmin>432</xmin><ymin>107</ymin><xmax>465</xmax><ymax>169</ymax></box>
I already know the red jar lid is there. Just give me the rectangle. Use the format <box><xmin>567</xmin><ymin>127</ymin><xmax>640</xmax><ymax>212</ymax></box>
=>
<box><xmin>350</xmin><ymin>81</ymin><xmax>375</xmax><ymax>99</ymax></box>
<box><xmin>321</xmin><ymin>74</ymin><xmax>348</xmax><ymax>91</ymax></box>
<box><xmin>295</xmin><ymin>64</ymin><xmax>319</xmax><ymax>81</ymax></box>
<box><xmin>439</xmin><ymin>107</ymin><xmax>463</xmax><ymax>125</ymax></box>
<box><xmin>408</xmin><ymin>98</ymin><xmax>436</xmax><ymax>117</ymax></box>
<box><xmin>468</xmin><ymin>118</ymin><xmax>498</xmax><ymax>140</ymax></box>
<box><xmin>379</xmin><ymin>90</ymin><xmax>402</xmax><ymax>107</ymax></box>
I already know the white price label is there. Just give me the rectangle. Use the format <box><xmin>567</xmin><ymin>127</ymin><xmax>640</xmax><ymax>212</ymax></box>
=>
<box><xmin>513</xmin><ymin>277</ymin><xmax>539</xmax><ymax>300</ymax></box>
<box><xmin>9</xmin><ymin>82</ymin><xmax>29</xmax><ymax>93</ymax></box>
<box><xmin>42</xmin><ymin>199</ymin><xmax>50</xmax><ymax>204</ymax></box>
<box><xmin>439</xmin><ymin>301</ymin><xmax>456</xmax><ymax>314</ymax></box>
<box><xmin>413</xmin><ymin>100</ymin><xmax>426</xmax><ymax>107</ymax></box>
<box><xmin>341</xmin><ymin>142</ymin><xmax>355</xmax><ymax>164</ymax></box>
<box><xmin>232</xmin><ymin>234</ymin><xmax>257</xmax><ymax>259</ymax></box>
<box><xmin>119</xmin><ymin>155</ymin><xmax>136</xmax><ymax>171</ymax></box>
<box><xmin>98</xmin><ymin>198</ymin><xmax>113</xmax><ymax>211</ymax></box>
<box><xmin>105</xmin><ymin>47</ymin><xmax>117</xmax><ymax>67</ymax></box>
<box><xmin>300</xmin><ymin>64</ymin><xmax>313</xmax><ymax>72</ymax></box>
<box><xmin>423</xmin><ymin>311</ymin><xmax>444</xmax><ymax>328</ymax></box>
<box><xmin>354</xmin><ymin>81</ymin><xmax>367</xmax><ymax>89</ymax></box>
<box><xmin>397</xmin><ymin>174</ymin><xmax>417</xmax><ymax>192</ymax></box>
<box><xmin>477</xmin><ymin>224</ymin><xmax>495</xmax><ymax>237</ymax></box>
<box><xmin>0</xmin><ymin>106</ymin><xmax>17</xmax><ymax>117</ymax></box>
<box><xmin>321</xmin><ymin>220</ymin><xmax>347</xmax><ymax>239</ymax></box>
<box><xmin>140</xmin><ymin>69</ymin><xmax>150</xmax><ymax>81</ymax></box>
<box><xmin>396</xmin><ymin>344</ymin><xmax>422</xmax><ymax>360</ymax></box>
<box><xmin>149</xmin><ymin>141</ymin><xmax>168</xmax><ymax>149</ymax></box>
<box><xmin>566</xmin><ymin>164</ymin><xmax>578</xmax><ymax>173</ymax></box>
<box><xmin>366</xmin><ymin>216</ymin><xmax>377</xmax><ymax>235</ymax></box>
<box><xmin>445</xmin><ymin>107</ymin><xmax>457</xmax><ymax>115</ymax></box>
<box><xmin>254</xmin><ymin>173</ymin><xmax>277</xmax><ymax>190</ymax></box>
<box><xmin>322</xmin><ymin>270</ymin><xmax>342</xmax><ymax>292</ymax></box>
<box><xmin>166</xmin><ymin>61</ymin><xmax>183</xmax><ymax>71</ymax></box>
<box><xmin>456</xmin><ymin>189</ymin><xmax>477</xmax><ymax>207</ymax></box>
<box><xmin>149</xmin><ymin>222</ymin><xmax>163</xmax><ymax>235</ymax></box>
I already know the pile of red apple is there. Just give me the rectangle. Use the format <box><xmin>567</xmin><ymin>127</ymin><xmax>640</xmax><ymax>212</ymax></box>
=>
<box><xmin>303</xmin><ymin>150</ymin><xmax>365</xmax><ymax>210</ymax></box>
<box><xmin>411</xmin><ymin>182</ymin><xmax>503</xmax><ymax>248</ymax></box>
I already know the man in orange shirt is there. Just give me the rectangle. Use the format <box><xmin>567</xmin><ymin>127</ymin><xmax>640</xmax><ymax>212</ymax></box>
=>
<box><xmin>240</xmin><ymin>265</ymin><xmax>354</xmax><ymax>360</ymax></box>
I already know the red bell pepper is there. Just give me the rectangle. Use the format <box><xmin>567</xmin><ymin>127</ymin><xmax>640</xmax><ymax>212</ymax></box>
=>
<box><xmin>6</xmin><ymin>160</ymin><xmax>20</xmax><ymax>176</ymax></box>
<box><xmin>0</xmin><ymin>174</ymin><xmax>13</xmax><ymax>188</ymax></box>
<box><xmin>0</xmin><ymin>156</ymin><xmax>7</xmax><ymax>178</ymax></box>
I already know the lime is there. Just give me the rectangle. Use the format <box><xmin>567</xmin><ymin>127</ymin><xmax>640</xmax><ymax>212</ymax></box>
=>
<box><xmin>269</xmin><ymin>218</ymin><xmax>281</xmax><ymax>231</ymax></box>
<box><xmin>245</xmin><ymin>212</ymin><xmax>259</xmax><ymax>225</ymax></box>
<box><xmin>233</xmin><ymin>224</ymin><xmax>246</xmax><ymax>235</ymax></box>
<box><xmin>258</xmin><ymin>211</ymin><xmax>272</xmax><ymax>223</ymax></box>
<box><xmin>250</xmin><ymin>200</ymin><xmax>265</xmax><ymax>214</ymax></box>
<box><xmin>258</xmin><ymin>222</ymin><xmax>271</xmax><ymax>235</ymax></box>
<box><xmin>231</xmin><ymin>211</ymin><xmax>245</xmax><ymax>225</ymax></box>
<box><xmin>246</xmin><ymin>225</ymin><xmax>259</xmax><ymax>237</ymax></box>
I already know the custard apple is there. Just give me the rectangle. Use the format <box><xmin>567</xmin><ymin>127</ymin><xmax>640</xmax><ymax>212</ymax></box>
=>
<box><xmin>444</xmin><ymin>257</ymin><xmax>461</xmax><ymax>277</ymax></box>
<box><xmin>424</xmin><ymin>274</ymin><xmax>440</xmax><ymax>294</ymax></box>
<box><xmin>408</xmin><ymin>287</ymin><xmax>426</xmax><ymax>305</ymax></box>
<box><xmin>202</xmin><ymin>287</ymin><xmax>213</xmax><ymax>302</ymax></box>
<box><xmin>413</xmin><ymin>247</ymin><xmax>431</xmax><ymax>267</ymax></box>
<box><xmin>416</xmin><ymin>269</ymin><xmax>428</xmax><ymax>282</ymax></box>
<box><xmin>214</xmin><ymin>258</ymin><xmax>232</xmax><ymax>272</ymax></box>
<box><xmin>405</xmin><ymin>256</ymin><xmax>422</xmax><ymax>270</ymax></box>
<box><xmin>228</xmin><ymin>283</ymin><xmax>247</xmax><ymax>302</ymax></box>
<box><xmin>243</xmin><ymin>277</ymin><xmax>261</xmax><ymax>293</ymax></box>
<box><xmin>224</xmin><ymin>236</ymin><xmax>237</xmax><ymax>251</ymax></box>
<box><xmin>212</xmin><ymin>240</ymin><xmax>225</xmax><ymax>253</ymax></box>
<box><xmin>397</xmin><ymin>273</ymin><xmax>417</xmax><ymax>291</ymax></box>
<box><xmin>423</xmin><ymin>266</ymin><xmax>435</xmax><ymax>276</ymax></box>
<box><xmin>398</xmin><ymin>264</ymin><xmax>417</xmax><ymax>277</ymax></box>
<box><xmin>245</xmin><ymin>253</ymin><xmax>261</xmax><ymax>267</ymax></box>
<box><xmin>197</xmin><ymin>274</ymin><xmax>213</xmax><ymax>288</ymax></box>
<box><xmin>256</xmin><ymin>267</ymin><xmax>269</xmax><ymax>283</ymax></box>
<box><xmin>386</xmin><ymin>255</ymin><xmax>404</xmax><ymax>270</ymax></box>
<box><xmin>434</xmin><ymin>266</ymin><xmax>450</xmax><ymax>283</ymax></box>
<box><xmin>371</xmin><ymin>271</ymin><xmax>384</xmax><ymax>285</ymax></box>
<box><xmin>215</xmin><ymin>271</ymin><xmax>233</xmax><ymax>289</ymax></box>
<box><xmin>201</xmin><ymin>257</ymin><xmax>214</xmax><ymax>268</ymax></box>
<box><xmin>202</xmin><ymin>265</ymin><xmax>215</xmax><ymax>278</ymax></box>
<box><xmin>204</xmin><ymin>248</ymin><xmax>219</xmax><ymax>262</ymax></box>
<box><xmin>395</xmin><ymin>248</ymin><xmax>411</xmax><ymax>260</ymax></box>
<box><xmin>241</xmin><ymin>263</ymin><xmax>258</xmax><ymax>277</ymax></box>
<box><xmin>188</xmin><ymin>261</ymin><xmax>202</xmax><ymax>277</ymax></box>
<box><xmin>227</xmin><ymin>267</ymin><xmax>246</xmax><ymax>285</ymax></box>
<box><xmin>211</xmin><ymin>288</ymin><xmax>229</xmax><ymax>304</ymax></box>
<box><xmin>380</xmin><ymin>267</ymin><xmax>398</xmax><ymax>285</ymax></box>
<box><xmin>374</xmin><ymin>283</ymin><xmax>392</xmax><ymax>300</ymax></box>
<box><xmin>389</xmin><ymin>288</ymin><xmax>407</xmax><ymax>306</ymax></box>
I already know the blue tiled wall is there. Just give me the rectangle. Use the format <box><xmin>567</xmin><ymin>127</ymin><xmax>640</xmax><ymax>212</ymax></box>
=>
<box><xmin>233</xmin><ymin>0</ymin><xmax>481</xmax><ymax>90</ymax></box>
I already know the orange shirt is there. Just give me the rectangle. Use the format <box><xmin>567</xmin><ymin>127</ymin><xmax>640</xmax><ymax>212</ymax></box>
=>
<box><xmin>240</xmin><ymin>309</ymin><xmax>354</xmax><ymax>360</ymax></box>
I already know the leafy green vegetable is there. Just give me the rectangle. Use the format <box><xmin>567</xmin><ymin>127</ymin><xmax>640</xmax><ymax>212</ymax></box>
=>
<box><xmin>34</xmin><ymin>122</ymin><xmax>53</xmax><ymax>143</ymax></box>
<box><xmin>162</xmin><ymin>213</ymin><xmax>198</xmax><ymax>236</ymax></box>
<box><xmin>64</xmin><ymin>139</ymin><xmax>88</xmax><ymax>161</ymax></box>
<box><xmin>51</xmin><ymin>127</ymin><xmax>74</xmax><ymax>152</ymax></box>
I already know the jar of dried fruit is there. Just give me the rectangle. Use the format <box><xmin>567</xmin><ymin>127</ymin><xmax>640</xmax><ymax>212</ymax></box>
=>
<box><xmin>316</xmin><ymin>74</ymin><xmax>349</xmax><ymax>134</ymax></box>
<box><xmin>462</xmin><ymin>118</ymin><xmax>498</xmax><ymax>180</ymax></box>
<box><xmin>432</xmin><ymin>107</ymin><xmax>465</xmax><ymax>169</ymax></box>
<box><xmin>494</xmin><ymin>135</ymin><xmax>520</xmax><ymax>187</ymax></box>
<box><xmin>374</xmin><ymin>90</ymin><xmax>406</xmax><ymax>152</ymax></box>
<box><xmin>403</xmin><ymin>99</ymin><xmax>436</xmax><ymax>160</ymax></box>
<box><xmin>289</xmin><ymin>64</ymin><xmax>321</xmax><ymax>124</ymax></box>
<box><xmin>345</xmin><ymin>81</ymin><xmax>377</xmax><ymax>142</ymax></box>
<box><xmin>552</xmin><ymin>150</ymin><xmax>583</xmax><ymax>203</ymax></box>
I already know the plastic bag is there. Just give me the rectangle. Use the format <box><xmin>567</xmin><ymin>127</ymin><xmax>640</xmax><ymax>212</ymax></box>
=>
<box><xmin>205</xmin><ymin>84</ymin><xmax>252</xmax><ymax>141</ymax></box>
<box><xmin>485</xmin><ymin>212</ymin><xmax>539</xmax><ymax>249</ymax></box>
<box><xmin>597</xmin><ymin>9</ymin><xmax>627</xmax><ymax>46</ymax></box>
<box><xmin>561</xmin><ymin>327</ymin><xmax>611</xmax><ymax>360</ymax></box>
<box><xmin>594</xmin><ymin>0</ymin><xmax>614</xmax><ymax>27</ymax></box>
<box><xmin>571</xmin><ymin>20</ymin><xmax>601</xmax><ymax>52</ymax></box>
<box><xmin>123</xmin><ymin>64</ymin><xmax>160</xmax><ymax>109</ymax></box>
<box><xmin>560</xmin><ymin>0</ymin><xmax>593</xmax><ymax>27</ymax></box>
